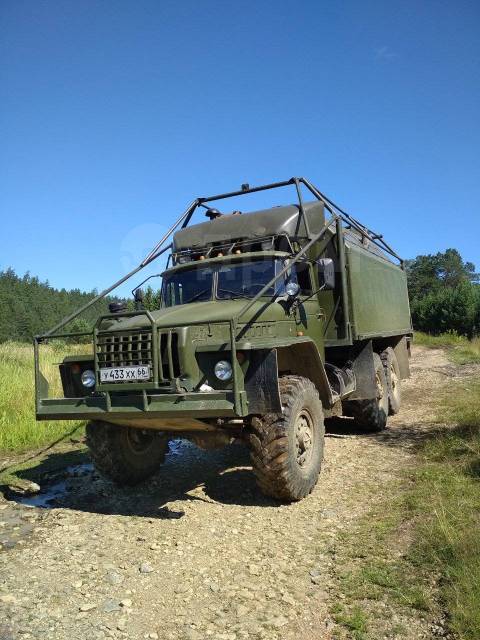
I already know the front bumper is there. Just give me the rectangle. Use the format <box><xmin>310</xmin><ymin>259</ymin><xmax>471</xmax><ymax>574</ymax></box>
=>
<box><xmin>34</xmin><ymin>314</ymin><xmax>248</xmax><ymax>426</ymax></box>
<box><xmin>36</xmin><ymin>389</ymin><xmax>248</xmax><ymax>422</ymax></box>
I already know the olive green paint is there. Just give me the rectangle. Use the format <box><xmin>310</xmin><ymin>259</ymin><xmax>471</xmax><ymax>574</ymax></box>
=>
<box><xmin>34</xmin><ymin>183</ymin><xmax>412</xmax><ymax>429</ymax></box>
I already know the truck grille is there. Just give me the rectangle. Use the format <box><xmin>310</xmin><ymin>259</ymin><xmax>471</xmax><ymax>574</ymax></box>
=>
<box><xmin>96</xmin><ymin>329</ymin><xmax>180</xmax><ymax>384</ymax></box>
<box><xmin>97</xmin><ymin>330</ymin><xmax>153</xmax><ymax>376</ymax></box>
<box><xmin>159</xmin><ymin>331</ymin><xmax>181</xmax><ymax>382</ymax></box>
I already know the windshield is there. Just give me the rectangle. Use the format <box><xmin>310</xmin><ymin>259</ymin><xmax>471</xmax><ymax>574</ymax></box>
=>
<box><xmin>162</xmin><ymin>267</ymin><xmax>214</xmax><ymax>306</ymax></box>
<box><xmin>162</xmin><ymin>259</ymin><xmax>285</xmax><ymax>307</ymax></box>
<box><xmin>217</xmin><ymin>260</ymin><xmax>282</xmax><ymax>299</ymax></box>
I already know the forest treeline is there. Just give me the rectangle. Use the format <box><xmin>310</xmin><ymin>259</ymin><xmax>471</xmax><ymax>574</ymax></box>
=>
<box><xmin>0</xmin><ymin>268</ymin><xmax>117</xmax><ymax>342</ymax></box>
<box><xmin>0</xmin><ymin>247</ymin><xmax>479</xmax><ymax>343</ymax></box>
<box><xmin>406</xmin><ymin>249</ymin><xmax>480</xmax><ymax>337</ymax></box>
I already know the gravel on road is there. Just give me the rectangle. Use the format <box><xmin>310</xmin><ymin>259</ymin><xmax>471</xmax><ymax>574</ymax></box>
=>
<box><xmin>0</xmin><ymin>347</ymin><xmax>468</xmax><ymax>640</ymax></box>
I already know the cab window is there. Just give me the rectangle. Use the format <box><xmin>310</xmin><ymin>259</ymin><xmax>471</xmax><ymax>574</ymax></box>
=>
<box><xmin>293</xmin><ymin>262</ymin><xmax>313</xmax><ymax>295</ymax></box>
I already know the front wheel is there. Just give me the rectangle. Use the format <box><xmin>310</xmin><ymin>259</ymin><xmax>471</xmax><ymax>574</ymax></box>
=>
<box><xmin>86</xmin><ymin>421</ymin><xmax>169</xmax><ymax>486</ymax></box>
<box><xmin>247</xmin><ymin>376</ymin><xmax>325</xmax><ymax>502</ymax></box>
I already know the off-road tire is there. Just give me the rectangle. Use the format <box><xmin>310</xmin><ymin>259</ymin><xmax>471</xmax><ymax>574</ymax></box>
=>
<box><xmin>344</xmin><ymin>353</ymin><xmax>389</xmax><ymax>432</ymax></box>
<box><xmin>381</xmin><ymin>346</ymin><xmax>402</xmax><ymax>415</ymax></box>
<box><xmin>247</xmin><ymin>376</ymin><xmax>325</xmax><ymax>502</ymax></box>
<box><xmin>86</xmin><ymin>421</ymin><xmax>169</xmax><ymax>486</ymax></box>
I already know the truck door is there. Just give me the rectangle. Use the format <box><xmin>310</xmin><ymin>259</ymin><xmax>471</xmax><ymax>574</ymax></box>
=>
<box><xmin>292</xmin><ymin>262</ymin><xmax>325</xmax><ymax>359</ymax></box>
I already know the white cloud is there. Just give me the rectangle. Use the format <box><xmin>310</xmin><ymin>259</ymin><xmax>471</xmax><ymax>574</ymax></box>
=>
<box><xmin>374</xmin><ymin>46</ymin><xmax>398</xmax><ymax>61</ymax></box>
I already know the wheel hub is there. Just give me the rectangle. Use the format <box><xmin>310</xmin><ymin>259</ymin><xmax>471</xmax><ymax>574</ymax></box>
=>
<box><xmin>295</xmin><ymin>411</ymin><xmax>314</xmax><ymax>468</ymax></box>
<box><xmin>126</xmin><ymin>428</ymin><xmax>155</xmax><ymax>455</ymax></box>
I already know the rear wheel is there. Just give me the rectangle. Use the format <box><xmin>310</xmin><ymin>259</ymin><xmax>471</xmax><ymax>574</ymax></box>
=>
<box><xmin>86</xmin><ymin>421</ymin><xmax>169</xmax><ymax>486</ymax></box>
<box><xmin>247</xmin><ymin>376</ymin><xmax>325</xmax><ymax>502</ymax></box>
<box><xmin>381</xmin><ymin>347</ymin><xmax>402</xmax><ymax>415</ymax></box>
<box><xmin>344</xmin><ymin>353</ymin><xmax>389</xmax><ymax>432</ymax></box>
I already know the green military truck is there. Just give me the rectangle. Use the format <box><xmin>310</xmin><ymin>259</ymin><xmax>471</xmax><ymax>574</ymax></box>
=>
<box><xmin>34</xmin><ymin>178</ymin><xmax>412</xmax><ymax>502</ymax></box>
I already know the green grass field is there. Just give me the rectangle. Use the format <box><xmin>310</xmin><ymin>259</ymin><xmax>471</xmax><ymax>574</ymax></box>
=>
<box><xmin>414</xmin><ymin>331</ymin><xmax>480</xmax><ymax>364</ymax></box>
<box><xmin>407</xmin><ymin>381</ymin><xmax>480</xmax><ymax>640</ymax></box>
<box><xmin>0</xmin><ymin>341</ymin><xmax>85</xmax><ymax>454</ymax></box>
<box><xmin>330</xmin><ymin>379</ymin><xmax>480</xmax><ymax>640</ymax></box>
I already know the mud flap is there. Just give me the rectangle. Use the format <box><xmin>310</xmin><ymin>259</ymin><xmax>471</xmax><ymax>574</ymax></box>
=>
<box><xmin>347</xmin><ymin>340</ymin><xmax>377</xmax><ymax>400</ymax></box>
<box><xmin>394</xmin><ymin>336</ymin><xmax>411</xmax><ymax>379</ymax></box>
<box><xmin>244</xmin><ymin>350</ymin><xmax>282</xmax><ymax>414</ymax></box>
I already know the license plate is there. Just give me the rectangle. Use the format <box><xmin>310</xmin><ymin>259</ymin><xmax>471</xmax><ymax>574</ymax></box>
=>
<box><xmin>99</xmin><ymin>366</ymin><xmax>151</xmax><ymax>383</ymax></box>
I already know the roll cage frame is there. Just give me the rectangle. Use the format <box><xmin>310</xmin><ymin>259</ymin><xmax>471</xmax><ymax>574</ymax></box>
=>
<box><xmin>34</xmin><ymin>177</ymin><xmax>404</xmax><ymax>416</ymax></box>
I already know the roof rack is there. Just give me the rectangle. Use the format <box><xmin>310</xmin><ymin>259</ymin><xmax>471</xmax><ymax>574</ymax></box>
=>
<box><xmin>142</xmin><ymin>176</ymin><xmax>402</xmax><ymax>267</ymax></box>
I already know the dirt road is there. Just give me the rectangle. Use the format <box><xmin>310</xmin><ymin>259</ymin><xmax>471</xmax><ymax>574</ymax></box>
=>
<box><xmin>0</xmin><ymin>347</ymin><xmax>470</xmax><ymax>640</ymax></box>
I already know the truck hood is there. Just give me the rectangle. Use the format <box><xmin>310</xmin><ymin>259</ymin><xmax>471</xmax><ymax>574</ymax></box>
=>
<box><xmin>100</xmin><ymin>299</ymin><xmax>287</xmax><ymax>332</ymax></box>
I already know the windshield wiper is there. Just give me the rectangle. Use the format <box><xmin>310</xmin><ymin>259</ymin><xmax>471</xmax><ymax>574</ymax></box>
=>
<box><xmin>183</xmin><ymin>289</ymin><xmax>210</xmax><ymax>303</ymax></box>
<box><xmin>216</xmin><ymin>288</ymin><xmax>251</xmax><ymax>300</ymax></box>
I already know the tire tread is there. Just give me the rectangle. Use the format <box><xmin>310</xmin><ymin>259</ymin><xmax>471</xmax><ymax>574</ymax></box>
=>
<box><xmin>247</xmin><ymin>376</ymin><xmax>324</xmax><ymax>501</ymax></box>
<box><xmin>86</xmin><ymin>421</ymin><xmax>168</xmax><ymax>486</ymax></box>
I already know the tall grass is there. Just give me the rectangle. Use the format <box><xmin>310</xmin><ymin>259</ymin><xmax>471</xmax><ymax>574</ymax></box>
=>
<box><xmin>408</xmin><ymin>381</ymin><xmax>480</xmax><ymax>639</ymax></box>
<box><xmin>0</xmin><ymin>341</ymin><xmax>86</xmax><ymax>454</ymax></box>
<box><xmin>414</xmin><ymin>331</ymin><xmax>480</xmax><ymax>364</ymax></box>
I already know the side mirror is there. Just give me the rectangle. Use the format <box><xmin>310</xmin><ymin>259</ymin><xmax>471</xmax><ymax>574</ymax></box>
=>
<box><xmin>134</xmin><ymin>288</ymin><xmax>145</xmax><ymax>309</ymax></box>
<box><xmin>317</xmin><ymin>258</ymin><xmax>335</xmax><ymax>290</ymax></box>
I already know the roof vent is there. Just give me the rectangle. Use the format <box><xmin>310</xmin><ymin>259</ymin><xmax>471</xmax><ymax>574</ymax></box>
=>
<box><xmin>205</xmin><ymin>208</ymin><xmax>222</xmax><ymax>220</ymax></box>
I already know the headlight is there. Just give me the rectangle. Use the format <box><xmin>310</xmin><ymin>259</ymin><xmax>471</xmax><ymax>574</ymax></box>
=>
<box><xmin>285</xmin><ymin>281</ymin><xmax>300</xmax><ymax>297</ymax></box>
<box><xmin>214</xmin><ymin>360</ymin><xmax>232</xmax><ymax>381</ymax></box>
<box><xmin>81</xmin><ymin>369</ymin><xmax>96</xmax><ymax>388</ymax></box>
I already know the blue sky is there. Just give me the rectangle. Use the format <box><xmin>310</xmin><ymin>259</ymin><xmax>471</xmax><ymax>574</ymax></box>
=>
<box><xmin>1</xmin><ymin>0</ymin><xmax>479</xmax><ymax>296</ymax></box>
